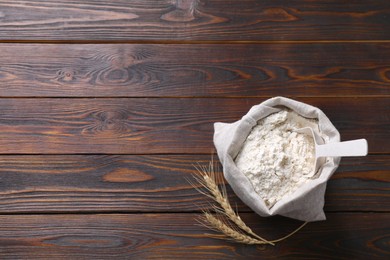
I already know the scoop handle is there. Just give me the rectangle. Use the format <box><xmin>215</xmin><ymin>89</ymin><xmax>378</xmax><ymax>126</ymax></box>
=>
<box><xmin>316</xmin><ymin>139</ymin><xmax>368</xmax><ymax>157</ymax></box>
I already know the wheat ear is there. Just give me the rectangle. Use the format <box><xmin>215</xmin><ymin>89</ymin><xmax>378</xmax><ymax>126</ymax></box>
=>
<box><xmin>192</xmin><ymin>161</ymin><xmax>307</xmax><ymax>245</ymax></box>
<box><xmin>199</xmin><ymin>212</ymin><xmax>268</xmax><ymax>245</ymax></box>
<box><xmin>193</xmin><ymin>162</ymin><xmax>273</xmax><ymax>245</ymax></box>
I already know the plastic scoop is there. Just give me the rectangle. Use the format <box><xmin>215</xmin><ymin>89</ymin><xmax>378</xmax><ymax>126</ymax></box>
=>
<box><xmin>296</xmin><ymin>127</ymin><xmax>368</xmax><ymax>178</ymax></box>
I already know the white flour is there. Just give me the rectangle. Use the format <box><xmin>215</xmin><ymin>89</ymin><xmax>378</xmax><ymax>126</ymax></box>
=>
<box><xmin>235</xmin><ymin>110</ymin><xmax>319</xmax><ymax>208</ymax></box>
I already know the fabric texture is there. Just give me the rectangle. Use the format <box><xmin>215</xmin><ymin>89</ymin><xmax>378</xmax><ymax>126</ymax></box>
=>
<box><xmin>213</xmin><ymin>96</ymin><xmax>341</xmax><ymax>222</ymax></box>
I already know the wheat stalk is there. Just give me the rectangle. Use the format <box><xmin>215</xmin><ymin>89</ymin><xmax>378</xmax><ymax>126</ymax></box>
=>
<box><xmin>191</xmin><ymin>160</ymin><xmax>307</xmax><ymax>246</ymax></box>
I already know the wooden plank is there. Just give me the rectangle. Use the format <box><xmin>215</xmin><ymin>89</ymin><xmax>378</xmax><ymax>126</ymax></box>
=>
<box><xmin>0</xmin><ymin>213</ymin><xmax>387</xmax><ymax>259</ymax></box>
<box><xmin>0</xmin><ymin>97</ymin><xmax>387</xmax><ymax>154</ymax></box>
<box><xmin>0</xmin><ymin>155</ymin><xmax>387</xmax><ymax>213</ymax></box>
<box><xmin>0</xmin><ymin>1</ymin><xmax>389</xmax><ymax>41</ymax></box>
<box><xmin>325</xmin><ymin>155</ymin><xmax>390</xmax><ymax>212</ymax></box>
<box><xmin>1</xmin><ymin>43</ymin><xmax>390</xmax><ymax>97</ymax></box>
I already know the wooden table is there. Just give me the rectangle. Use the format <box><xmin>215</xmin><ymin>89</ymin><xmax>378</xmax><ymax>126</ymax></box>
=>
<box><xmin>0</xmin><ymin>1</ymin><xmax>389</xmax><ymax>259</ymax></box>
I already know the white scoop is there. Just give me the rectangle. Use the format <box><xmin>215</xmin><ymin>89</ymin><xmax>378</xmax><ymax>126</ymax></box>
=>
<box><xmin>296</xmin><ymin>127</ymin><xmax>368</xmax><ymax>177</ymax></box>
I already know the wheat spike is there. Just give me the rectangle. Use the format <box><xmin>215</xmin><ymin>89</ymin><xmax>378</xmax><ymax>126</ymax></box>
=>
<box><xmin>194</xmin><ymin>162</ymin><xmax>273</xmax><ymax>245</ymax></box>
<box><xmin>200</xmin><ymin>212</ymin><xmax>268</xmax><ymax>245</ymax></box>
<box><xmin>191</xmin><ymin>160</ymin><xmax>307</xmax><ymax>246</ymax></box>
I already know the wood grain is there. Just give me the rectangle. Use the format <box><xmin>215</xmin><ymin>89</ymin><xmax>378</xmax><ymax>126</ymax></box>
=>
<box><xmin>0</xmin><ymin>213</ymin><xmax>387</xmax><ymax>259</ymax></box>
<box><xmin>0</xmin><ymin>98</ymin><xmax>387</xmax><ymax>154</ymax></box>
<box><xmin>0</xmin><ymin>43</ymin><xmax>390</xmax><ymax>97</ymax></box>
<box><xmin>0</xmin><ymin>1</ymin><xmax>389</xmax><ymax>41</ymax></box>
<box><xmin>325</xmin><ymin>155</ymin><xmax>390</xmax><ymax>212</ymax></box>
<box><xmin>0</xmin><ymin>0</ymin><xmax>387</xmax><ymax>258</ymax></box>
<box><xmin>0</xmin><ymin>155</ymin><xmax>387</xmax><ymax>213</ymax></box>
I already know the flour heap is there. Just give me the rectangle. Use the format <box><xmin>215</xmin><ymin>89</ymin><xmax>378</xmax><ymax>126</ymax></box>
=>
<box><xmin>235</xmin><ymin>110</ymin><xmax>319</xmax><ymax>208</ymax></box>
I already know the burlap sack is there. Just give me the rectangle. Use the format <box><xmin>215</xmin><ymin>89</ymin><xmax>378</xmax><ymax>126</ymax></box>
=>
<box><xmin>213</xmin><ymin>96</ymin><xmax>341</xmax><ymax>222</ymax></box>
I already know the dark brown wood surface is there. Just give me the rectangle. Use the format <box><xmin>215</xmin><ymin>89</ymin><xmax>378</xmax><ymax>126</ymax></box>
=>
<box><xmin>0</xmin><ymin>1</ymin><xmax>389</xmax><ymax>259</ymax></box>
<box><xmin>0</xmin><ymin>213</ymin><xmax>387</xmax><ymax>259</ymax></box>
<box><xmin>0</xmin><ymin>43</ymin><xmax>390</xmax><ymax>97</ymax></box>
<box><xmin>0</xmin><ymin>0</ymin><xmax>389</xmax><ymax>41</ymax></box>
<box><xmin>0</xmin><ymin>98</ymin><xmax>387</xmax><ymax>154</ymax></box>
<box><xmin>0</xmin><ymin>155</ymin><xmax>388</xmax><ymax>214</ymax></box>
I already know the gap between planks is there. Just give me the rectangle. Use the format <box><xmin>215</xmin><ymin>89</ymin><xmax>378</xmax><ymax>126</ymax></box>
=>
<box><xmin>0</xmin><ymin>210</ymin><xmax>388</xmax><ymax>216</ymax></box>
<box><xmin>0</xmin><ymin>96</ymin><xmax>388</xmax><ymax>99</ymax></box>
<box><xmin>1</xmin><ymin>40</ymin><xmax>390</xmax><ymax>45</ymax></box>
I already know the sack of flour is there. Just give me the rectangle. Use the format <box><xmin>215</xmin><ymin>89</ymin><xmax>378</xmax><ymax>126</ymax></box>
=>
<box><xmin>213</xmin><ymin>96</ymin><xmax>343</xmax><ymax>222</ymax></box>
